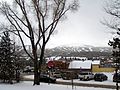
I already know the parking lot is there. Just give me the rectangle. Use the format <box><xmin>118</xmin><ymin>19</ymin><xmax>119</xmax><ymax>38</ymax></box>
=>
<box><xmin>24</xmin><ymin>72</ymin><xmax>118</xmax><ymax>88</ymax></box>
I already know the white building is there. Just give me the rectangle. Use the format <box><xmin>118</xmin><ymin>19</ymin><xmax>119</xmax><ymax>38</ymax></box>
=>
<box><xmin>68</xmin><ymin>60</ymin><xmax>100</xmax><ymax>72</ymax></box>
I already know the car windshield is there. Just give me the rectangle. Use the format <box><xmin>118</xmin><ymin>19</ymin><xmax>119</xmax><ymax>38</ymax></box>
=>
<box><xmin>79</xmin><ymin>72</ymin><xmax>89</xmax><ymax>75</ymax></box>
<box><xmin>95</xmin><ymin>73</ymin><xmax>104</xmax><ymax>76</ymax></box>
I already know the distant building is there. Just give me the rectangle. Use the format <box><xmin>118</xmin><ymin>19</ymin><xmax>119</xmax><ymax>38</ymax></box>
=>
<box><xmin>68</xmin><ymin>60</ymin><xmax>115</xmax><ymax>73</ymax></box>
<box><xmin>47</xmin><ymin>60</ymin><xmax>69</xmax><ymax>70</ymax></box>
<box><xmin>63</xmin><ymin>57</ymin><xmax>88</xmax><ymax>60</ymax></box>
<box><xmin>68</xmin><ymin>60</ymin><xmax>100</xmax><ymax>72</ymax></box>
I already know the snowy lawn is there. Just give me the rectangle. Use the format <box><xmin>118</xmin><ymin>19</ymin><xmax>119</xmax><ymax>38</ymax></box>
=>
<box><xmin>0</xmin><ymin>81</ymin><xmax>115</xmax><ymax>90</ymax></box>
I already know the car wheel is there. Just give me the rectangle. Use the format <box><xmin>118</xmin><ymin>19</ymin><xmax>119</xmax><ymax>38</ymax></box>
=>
<box><xmin>87</xmin><ymin>77</ymin><xmax>89</xmax><ymax>81</ymax></box>
<box><xmin>101</xmin><ymin>78</ymin><xmax>103</xmax><ymax>81</ymax></box>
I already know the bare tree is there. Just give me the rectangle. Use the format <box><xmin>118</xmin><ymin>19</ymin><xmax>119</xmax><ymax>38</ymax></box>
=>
<box><xmin>0</xmin><ymin>0</ymin><xmax>79</xmax><ymax>85</ymax></box>
<box><xmin>103</xmin><ymin>0</ymin><xmax>120</xmax><ymax>33</ymax></box>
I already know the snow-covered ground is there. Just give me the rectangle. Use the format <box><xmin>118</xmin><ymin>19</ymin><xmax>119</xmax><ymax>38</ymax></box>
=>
<box><xmin>0</xmin><ymin>81</ymin><xmax>115</xmax><ymax>90</ymax></box>
<box><xmin>0</xmin><ymin>72</ymin><xmax>118</xmax><ymax>90</ymax></box>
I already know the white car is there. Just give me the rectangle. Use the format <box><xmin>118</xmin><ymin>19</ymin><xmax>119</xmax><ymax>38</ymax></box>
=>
<box><xmin>78</xmin><ymin>72</ymin><xmax>94</xmax><ymax>81</ymax></box>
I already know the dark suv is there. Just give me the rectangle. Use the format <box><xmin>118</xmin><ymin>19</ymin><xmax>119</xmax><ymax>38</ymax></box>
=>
<box><xmin>94</xmin><ymin>73</ymin><xmax>108</xmax><ymax>81</ymax></box>
<box><xmin>113</xmin><ymin>73</ymin><xmax>120</xmax><ymax>82</ymax></box>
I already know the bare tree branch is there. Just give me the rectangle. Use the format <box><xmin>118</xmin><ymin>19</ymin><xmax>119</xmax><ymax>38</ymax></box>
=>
<box><xmin>0</xmin><ymin>0</ymin><xmax>79</xmax><ymax>85</ymax></box>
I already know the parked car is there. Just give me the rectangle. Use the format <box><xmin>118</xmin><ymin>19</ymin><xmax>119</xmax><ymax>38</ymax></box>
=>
<box><xmin>52</xmin><ymin>72</ymin><xmax>61</xmax><ymax>78</ymax></box>
<box><xmin>94</xmin><ymin>73</ymin><xmax>108</xmax><ymax>81</ymax></box>
<box><xmin>23</xmin><ymin>66</ymin><xmax>34</xmax><ymax>73</ymax></box>
<box><xmin>78</xmin><ymin>72</ymin><xmax>94</xmax><ymax>81</ymax></box>
<box><xmin>40</xmin><ymin>74</ymin><xmax>56</xmax><ymax>83</ymax></box>
<box><xmin>61</xmin><ymin>71</ymin><xmax>78</xmax><ymax>80</ymax></box>
<box><xmin>113</xmin><ymin>72</ymin><xmax>120</xmax><ymax>82</ymax></box>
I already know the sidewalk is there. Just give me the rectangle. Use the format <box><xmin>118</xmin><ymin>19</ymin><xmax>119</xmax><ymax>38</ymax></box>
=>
<box><xmin>56</xmin><ymin>80</ymin><xmax>116</xmax><ymax>89</ymax></box>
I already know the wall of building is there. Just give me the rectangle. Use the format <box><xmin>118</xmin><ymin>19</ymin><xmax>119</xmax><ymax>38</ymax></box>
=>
<box><xmin>92</xmin><ymin>65</ymin><xmax>115</xmax><ymax>72</ymax></box>
<box><xmin>68</xmin><ymin>68</ymin><xmax>92</xmax><ymax>73</ymax></box>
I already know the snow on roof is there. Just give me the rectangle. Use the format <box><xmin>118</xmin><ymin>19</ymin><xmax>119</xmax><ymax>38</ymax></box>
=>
<box><xmin>68</xmin><ymin>60</ymin><xmax>100</xmax><ymax>69</ymax></box>
<box><xmin>68</xmin><ymin>60</ymin><xmax>91</xmax><ymax>69</ymax></box>
<box><xmin>92</xmin><ymin>60</ymin><xmax>100</xmax><ymax>65</ymax></box>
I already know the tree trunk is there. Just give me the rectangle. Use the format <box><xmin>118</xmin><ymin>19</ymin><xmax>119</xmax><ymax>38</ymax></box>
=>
<box><xmin>32</xmin><ymin>45</ymin><xmax>40</xmax><ymax>85</ymax></box>
<box><xmin>33</xmin><ymin>58</ymin><xmax>40</xmax><ymax>85</ymax></box>
<box><xmin>39</xmin><ymin>44</ymin><xmax>45</xmax><ymax>82</ymax></box>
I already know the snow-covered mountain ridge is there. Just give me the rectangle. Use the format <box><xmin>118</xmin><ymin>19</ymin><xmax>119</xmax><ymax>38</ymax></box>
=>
<box><xmin>45</xmin><ymin>46</ymin><xmax>112</xmax><ymax>57</ymax></box>
<box><xmin>47</xmin><ymin>46</ymin><xmax>112</xmax><ymax>52</ymax></box>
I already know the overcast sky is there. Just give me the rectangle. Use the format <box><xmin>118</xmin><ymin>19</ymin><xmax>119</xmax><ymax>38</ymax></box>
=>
<box><xmin>1</xmin><ymin>0</ymin><xmax>114</xmax><ymax>48</ymax></box>
<box><xmin>46</xmin><ymin>0</ymin><xmax>113</xmax><ymax>48</ymax></box>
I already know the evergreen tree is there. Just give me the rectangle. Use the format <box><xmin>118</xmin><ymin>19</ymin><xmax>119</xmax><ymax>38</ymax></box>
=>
<box><xmin>0</xmin><ymin>31</ymin><xmax>16</xmax><ymax>84</ymax></box>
